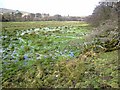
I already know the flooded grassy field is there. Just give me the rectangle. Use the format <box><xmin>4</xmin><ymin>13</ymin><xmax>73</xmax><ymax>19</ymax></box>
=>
<box><xmin>1</xmin><ymin>21</ymin><xmax>118</xmax><ymax>88</ymax></box>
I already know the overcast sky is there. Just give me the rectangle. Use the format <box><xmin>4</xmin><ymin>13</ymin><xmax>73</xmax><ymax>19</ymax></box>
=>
<box><xmin>0</xmin><ymin>0</ymin><xmax>100</xmax><ymax>16</ymax></box>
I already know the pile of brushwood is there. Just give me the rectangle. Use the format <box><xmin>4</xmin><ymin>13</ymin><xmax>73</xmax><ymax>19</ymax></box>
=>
<box><xmin>83</xmin><ymin>19</ymin><xmax>119</xmax><ymax>54</ymax></box>
<box><xmin>84</xmin><ymin>1</ymin><xmax>120</xmax><ymax>54</ymax></box>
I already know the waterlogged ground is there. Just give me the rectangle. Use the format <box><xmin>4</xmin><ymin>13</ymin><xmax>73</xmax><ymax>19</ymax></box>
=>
<box><xmin>2</xmin><ymin>22</ymin><xmax>89</xmax><ymax>87</ymax></box>
<box><xmin>2</xmin><ymin>26</ymin><xmax>88</xmax><ymax>64</ymax></box>
<box><xmin>1</xmin><ymin>21</ymin><xmax>119</xmax><ymax>88</ymax></box>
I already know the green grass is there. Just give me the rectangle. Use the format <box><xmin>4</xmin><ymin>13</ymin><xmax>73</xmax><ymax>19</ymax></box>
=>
<box><xmin>79</xmin><ymin>50</ymin><xmax>118</xmax><ymax>88</ymax></box>
<box><xmin>2</xmin><ymin>21</ymin><xmax>89</xmax><ymax>31</ymax></box>
<box><xmin>1</xmin><ymin>21</ymin><xmax>119</xmax><ymax>88</ymax></box>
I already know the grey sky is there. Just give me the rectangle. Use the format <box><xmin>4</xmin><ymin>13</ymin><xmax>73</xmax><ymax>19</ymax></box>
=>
<box><xmin>0</xmin><ymin>0</ymin><xmax>100</xmax><ymax>16</ymax></box>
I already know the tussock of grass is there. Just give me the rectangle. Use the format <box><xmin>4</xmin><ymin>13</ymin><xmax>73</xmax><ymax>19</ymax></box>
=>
<box><xmin>2</xmin><ymin>50</ymin><xmax>118</xmax><ymax>88</ymax></box>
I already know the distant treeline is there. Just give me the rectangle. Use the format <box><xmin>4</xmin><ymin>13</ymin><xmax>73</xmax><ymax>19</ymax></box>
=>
<box><xmin>0</xmin><ymin>10</ymin><xmax>84</xmax><ymax>22</ymax></box>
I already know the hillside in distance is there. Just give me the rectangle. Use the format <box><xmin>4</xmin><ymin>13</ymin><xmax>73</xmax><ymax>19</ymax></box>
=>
<box><xmin>0</xmin><ymin>8</ymin><xmax>85</xmax><ymax>21</ymax></box>
<box><xmin>0</xmin><ymin>8</ymin><xmax>30</xmax><ymax>14</ymax></box>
